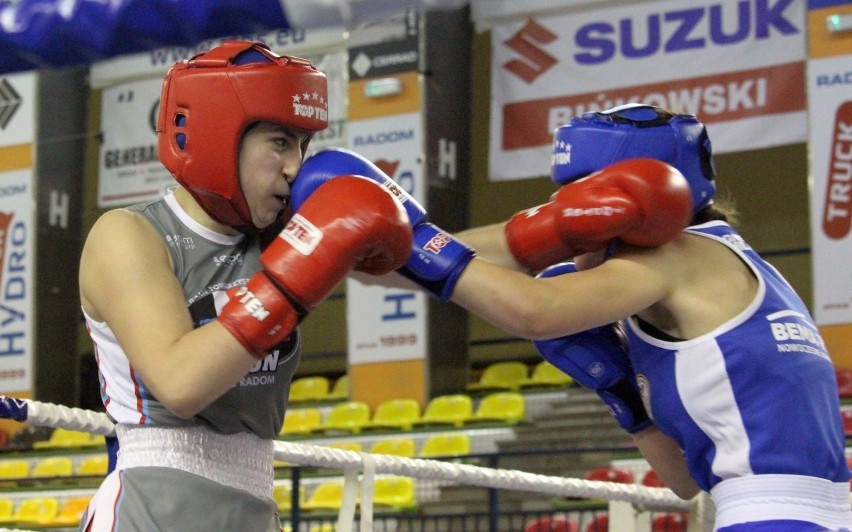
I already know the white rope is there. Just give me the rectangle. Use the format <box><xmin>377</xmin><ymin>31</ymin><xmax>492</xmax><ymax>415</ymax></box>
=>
<box><xmin>0</xmin><ymin>396</ymin><xmax>695</xmax><ymax>515</ymax></box>
<box><xmin>272</xmin><ymin>440</ymin><xmax>694</xmax><ymax>510</ymax></box>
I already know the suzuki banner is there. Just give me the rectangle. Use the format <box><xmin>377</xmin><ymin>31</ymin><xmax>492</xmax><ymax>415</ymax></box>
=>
<box><xmin>489</xmin><ymin>0</ymin><xmax>807</xmax><ymax>181</ymax></box>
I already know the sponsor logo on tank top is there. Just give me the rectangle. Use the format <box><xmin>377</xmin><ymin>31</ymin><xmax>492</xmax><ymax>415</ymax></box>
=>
<box><xmin>165</xmin><ymin>233</ymin><xmax>195</xmax><ymax>250</ymax></box>
<box><xmin>213</xmin><ymin>253</ymin><xmax>244</xmax><ymax>266</ymax></box>
<box><xmin>766</xmin><ymin>310</ymin><xmax>829</xmax><ymax>361</ymax></box>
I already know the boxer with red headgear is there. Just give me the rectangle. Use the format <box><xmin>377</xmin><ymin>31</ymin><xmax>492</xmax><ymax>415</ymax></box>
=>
<box><xmin>78</xmin><ymin>41</ymin><xmax>411</xmax><ymax>531</ymax></box>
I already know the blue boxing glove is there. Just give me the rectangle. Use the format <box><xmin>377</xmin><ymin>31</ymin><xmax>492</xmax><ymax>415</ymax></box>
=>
<box><xmin>534</xmin><ymin>262</ymin><xmax>652</xmax><ymax>434</ymax></box>
<box><xmin>291</xmin><ymin>148</ymin><xmax>474</xmax><ymax>301</ymax></box>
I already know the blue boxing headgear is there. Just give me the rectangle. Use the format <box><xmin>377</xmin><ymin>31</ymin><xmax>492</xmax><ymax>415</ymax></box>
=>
<box><xmin>551</xmin><ymin>104</ymin><xmax>717</xmax><ymax>213</ymax></box>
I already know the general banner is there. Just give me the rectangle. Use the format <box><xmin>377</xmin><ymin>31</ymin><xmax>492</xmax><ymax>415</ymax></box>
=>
<box><xmin>489</xmin><ymin>0</ymin><xmax>807</xmax><ymax>181</ymax></box>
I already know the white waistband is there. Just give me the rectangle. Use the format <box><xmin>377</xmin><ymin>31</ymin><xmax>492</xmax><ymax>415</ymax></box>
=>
<box><xmin>115</xmin><ymin>424</ymin><xmax>274</xmax><ymax>500</ymax></box>
<box><xmin>711</xmin><ymin>474</ymin><xmax>852</xmax><ymax>529</ymax></box>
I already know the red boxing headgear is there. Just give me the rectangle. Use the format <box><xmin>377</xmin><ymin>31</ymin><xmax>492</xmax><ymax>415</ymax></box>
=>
<box><xmin>157</xmin><ymin>40</ymin><xmax>328</xmax><ymax>229</ymax></box>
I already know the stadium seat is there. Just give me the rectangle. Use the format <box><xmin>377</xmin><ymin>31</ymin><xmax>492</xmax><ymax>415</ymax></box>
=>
<box><xmin>326</xmin><ymin>441</ymin><xmax>364</xmax><ymax>453</ymax></box>
<box><xmin>584</xmin><ymin>515</ymin><xmax>608</xmax><ymax>532</ymax></box>
<box><xmin>314</xmin><ymin>401</ymin><xmax>371</xmax><ymax>434</ymax></box>
<box><xmin>302</xmin><ymin>481</ymin><xmax>345</xmax><ymax>511</ymax></box>
<box><xmin>465</xmin><ymin>392</ymin><xmax>525</xmax><ymax>425</ymax></box>
<box><xmin>369</xmin><ymin>437</ymin><xmax>416</xmax><ymax>458</ymax></box>
<box><xmin>651</xmin><ymin>512</ymin><xmax>687</xmax><ymax>532</ymax></box>
<box><xmin>0</xmin><ymin>459</ymin><xmax>30</xmax><ymax>480</ymax></box>
<box><xmin>33</xmin><ymin>428</ymin><xmax>100</xmax><ymax>450</ymax></box>
<box><xmin>366</xmin><ymin>398</ymin><xmax>421</xmax><ymax>431</ymax></box>
<box><xmin>327</xmin><ymin>375</ymin><xmax>349</xmax><ymax>400</ymax></box>
<box><xmin>0</xmin><ymin>498</ymin><xmax>14</xmax><ymax>524</ymax></box>
<box><xmin>372</xmin><ymin>475</ymin><xmax>416</xmax><ymax>510</ymax></box>
<box><xmin>836</xmin><ymin>369</ymin><xmax>852</xmax><ymax>398</ymax></box>
<box><xmin>520</xmin><ymin>361</ymin><xmax>574</xmax><ymax>389</ymax></box>
<box><xmin>841</xmin><ymin>406</ymin><xmax>852</xmax><ymax>436</ymax></box>
<box><xmin>280</xmin><ymin>408</ymin><xmax>323</xmax><ymax>436</ymax></box>
<box><xmin>77</xmin><ymin>454</ymin><xmax>109</xmax><ymax>477</ymax></box>
<box><xmin>467</xmin><ymin>361</ymin><xmax>529</xmax><ymax>392</ymax></box>
<box><xmin>13</xmin><ymin>497</ymin><xmax>59</xmax><ymax>526</ymax></box>
<box><xmin>31</xmin><ymin>456</ymin><xmax>74</xmax><ymax>478</ymax></box>
<box><xmin>414</xmin><ymin>394</ymin><xmax>473</xmax><ymax>428</ymax></box>
<box><xmin>641</xmin><ymin>468</ymin><xmax>665</xmax><ymax>488</ymax></box>
<box><xmin>524</xmin><ymin>514</ymin><xmax>579</xmax><ymax>532</ymax></box>
<box><xmin>273</xmin><ymin>484</ymin><xmax>305</xmax><ymax>513</ymax></box>
<box><xmin>50</xmin><ymin>496</ymin><xmax>92</xmax><ymax>527</ymax></box>
<box><xmin>584</xmin><ymin>466</ymin><xmax>635</xmax><ymax>484</ymax></box>
<box><xmin>289</xmin><ymin>376</ymin><xmax>331</xmax><ymax>403</ymax></box>
<box><xmin>418</xmin><ymin>433</ymin><xmax>471</xmax><ymax>459</ymax></box>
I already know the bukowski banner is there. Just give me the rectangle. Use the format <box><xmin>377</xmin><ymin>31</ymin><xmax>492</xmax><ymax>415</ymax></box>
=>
<box><xmin>489</xmin><ymin>0</ymin><xmax>807</xmax><ymax>181</ymax></box>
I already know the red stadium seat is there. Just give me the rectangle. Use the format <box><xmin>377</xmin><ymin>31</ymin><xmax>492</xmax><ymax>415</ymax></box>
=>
<box><xmin>583</xmin><ymin>466</ymin><xmax>635</xmax><ymax>484</ymax></box>
<box><xmin>841</xmin><ymin>406</ymin><xmax>852</xmax><ymax>436</ymax></box>
<box><xmin>651</xmin><ymin>512</ymin><xmax>687</xmax><ymax>532</ymax></box>
<box><xmin>836</xmin><ymin>369</ymin><xmax>852</xmax><ymax>398</ymax></box>
<box><xmin>641</xmin><ymin>468</ymin><xmax>665</xmax><ymax>488</ymax></box>
<box><xmin>584</xmin><ymin>515</ymin><xmax>608</xmax><ymax>532</ymax></box>
<box><xmin>524</xmin><ymin>514</ymin><xmax>578</xmax><ymax>532</ymax></box>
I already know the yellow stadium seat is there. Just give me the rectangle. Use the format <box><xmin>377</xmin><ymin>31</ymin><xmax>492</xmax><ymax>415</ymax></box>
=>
<box><xmin>519</xmin><ymin>360</ymin><xmax>574</xmax><ymax>389</ymax></box>
<box><xmin>327</xmin><ymin>375</ymin><xmax>349</xmax><ymax>400</ymax></box>
<box><xmin>466</xmin><ymin>361</ymin><xmax>529</xmax><ymax>392</ymax></box>
<box><xmin>289</xmin><ymin>376</ymin><xmax>331</xmax><ymax>403</ymax></box>
<box><xmin>369</xmin><ymin>437</ymin><xmax>416</xmax><ymax>458</ymax></box>
<box><xmin>0</xmin><ymin>498</ymin><xmax>14</xmax><ymax>524</ymax></box>
<box><xmin>302</xmin><ymin>481</ymin><xmax>345</xmax><ymax>511</ymax></box>
<box><xmin>31</xmin><ymin>456</ymin><xmax>74</xmax><ymax>478</ymax></box>
<box><xmin>372</xmin><ymin>476</ymin><xmax>416</xmax><ymax>510</ymax></box>
<box><xmin>418</xmin><ymin>433</ymin><xmax>471</xmax><ymax>459</ymax></box>
<box><xmin>273</xmin><ymin>484</ymin><xmax>305</xmax><ymax>513</ymax></box>
<box><xmin>326</xmin><ymin>441</ymin><xmax>363</xmax><ymax>453</ymax></box>
<box><xmin>314</xmin><ymin>401</ymin><xmax>370</xmax><ymax>434</ymax></box>
<box><xmin>77</xmin><ymin>454</ymin><xmax>109</xmax><ymax>477</ymax></box>
<box><xmin>366</xmin><ymin>398</ymin><xmax>421</xmax><ymax>431</ymax></box>
<box><xmin>13</xmin><ymin>497</ymin><xmax>59</xmax><ymax>526</ymax></box>
<box><xmin>33</xmin><ymin>428</ymin><xmax>101</xmax><ymax>450</ymax></box>
<box><xmin>0</xmin><ymin>459</ymin><xmax>30</xmax><ymax>480</ymax></box>
<box><xmin>49</xmin><ymin>496</ymin><xmax>92</xmax><ymax>527</ymax></box>
<box><xmin>414</xmin><ymin>394</ymin><xmax>473</xmax><ymax>428</ymax></box>
<box><xmin>280</xmin><ymin>408</ymin><xmax>323</xmax><ymax>436</ymax></box>
<box><xmin>466</xmin><ymin>392</ymin><xmax>525</xmax><ymax>425</ymax></box>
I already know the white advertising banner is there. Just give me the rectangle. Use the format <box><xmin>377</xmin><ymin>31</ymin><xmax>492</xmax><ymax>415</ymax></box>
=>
<box><xmin>0</xmin><ymin>170</ymin><xmax>35</xmax><ymax>393</ymax></box>
<box><xmin>98</xmin><ymin>78</ymin><xmax>174</xmax><ymax>208</ymax></box>
<box><xmin>0</xmin><ymin>71</ymin><xmax>36</xmax><ymax>395</ymax></box>
<box><xmin>89</xmin><ymin>26</ymin><xmax>347</xmax><ymax>89</ymax></box>
<box><xmin>346</xmin><ymin>112</ymin><xmax>428</xmax><ymax>365</ymax></box>
<box><xmin>808</xmin><ymin>58</ymin><xmax>852</xmax><ymax>325</ymax></box>
<box><xmin>0</xmin><ymin>73</ymin><xmax>35</xmax><ymax>147</ymax></box>
<box><xmin>489</xmin><ymin>0</ymin><xmax>807</xmax><ymax>180</ymax></box>
<box><xmin>806</xmin><ymin>0</ymin><xmax>852</xmax><ymax>328</ymax></box>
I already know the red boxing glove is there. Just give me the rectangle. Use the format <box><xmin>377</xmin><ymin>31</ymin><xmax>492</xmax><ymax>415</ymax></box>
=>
<box><xmin>219</xmin><ymin>176</ymin><xmax>413</xmax><ymax>357</ymax></box>
<box><xmin>505</xmin><ymin>158</ymin><xmax>692</xmax><ymax>271</ymax></box>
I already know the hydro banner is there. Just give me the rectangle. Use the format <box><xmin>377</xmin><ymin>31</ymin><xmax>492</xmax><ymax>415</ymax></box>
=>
<box><xmin>489</xmin><ymin>0</ymin><xmax>807</xmax><ymax>181</ymax></box>
<box><xmin>0</xmin><ymin>72</ymin><xmax>35</xmax><ymax>395</ymax></box>
<box><xmin>806</xmin><ymin>0</ymin><xmax>852</xmax><ymax>363</ymax></box>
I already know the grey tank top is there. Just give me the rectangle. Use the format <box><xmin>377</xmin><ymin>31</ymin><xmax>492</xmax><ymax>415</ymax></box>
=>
<box><xmin>127</xmin><ymin>192</ymin><xmax>300</xmax><ymax>439</ymax></box>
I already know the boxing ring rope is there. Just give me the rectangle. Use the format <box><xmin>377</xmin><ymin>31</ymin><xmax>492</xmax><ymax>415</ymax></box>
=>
<box><xmin>0</xmin><ymin>396</ymin><xmax>694</xmax><ymax>531</ymax></box>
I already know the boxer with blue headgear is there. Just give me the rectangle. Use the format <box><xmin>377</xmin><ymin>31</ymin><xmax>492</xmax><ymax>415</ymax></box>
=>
<box><xmin>438</xmin><ymin>102</ymin><xmax>851</xmax><ymax>528</ymax></box>
<box><xmin>551</xmin><ymin>103</ymin><xmax>717</xmax><ymax>214</ymax></box>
